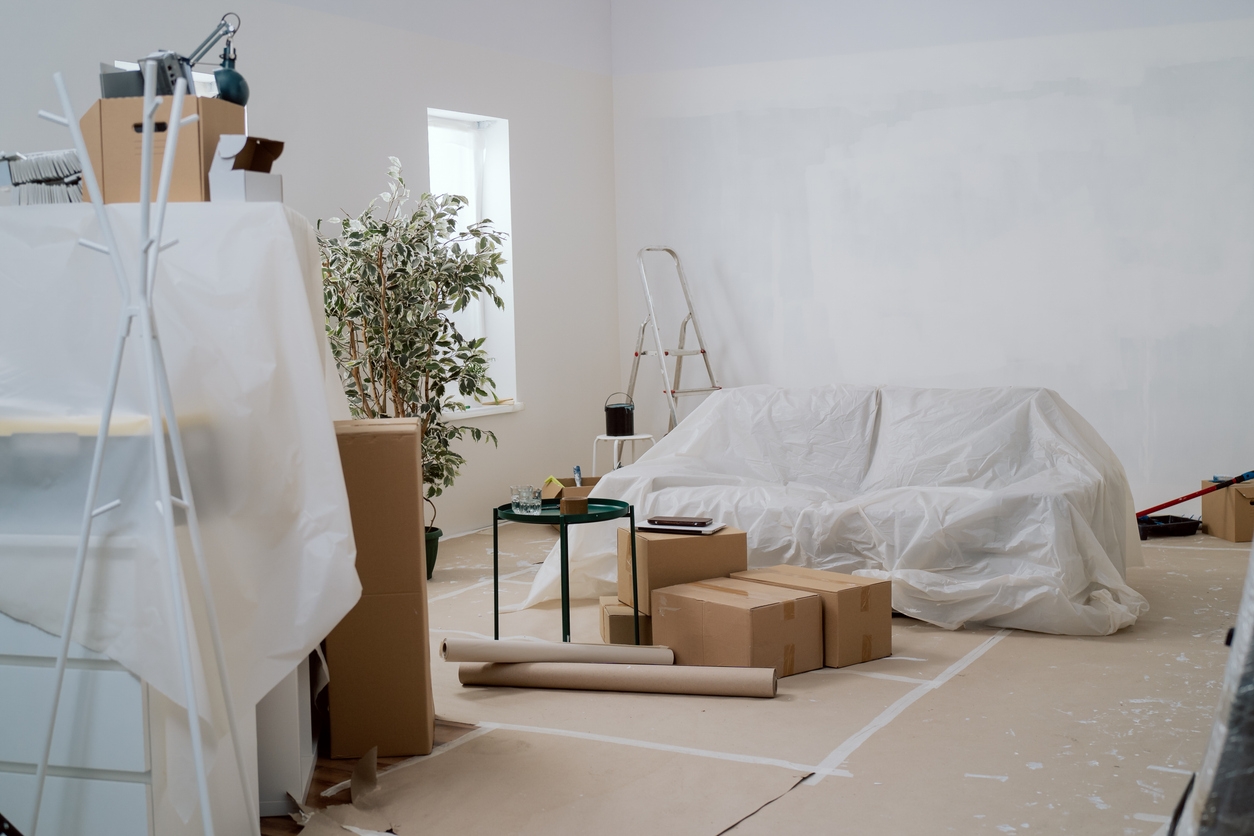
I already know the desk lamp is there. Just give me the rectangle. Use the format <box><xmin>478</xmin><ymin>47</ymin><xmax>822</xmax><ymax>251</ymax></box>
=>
<box><xmin>186</xmin><ymin>12</ymin><xmax>249</xmax><ymax>106</ymax></box>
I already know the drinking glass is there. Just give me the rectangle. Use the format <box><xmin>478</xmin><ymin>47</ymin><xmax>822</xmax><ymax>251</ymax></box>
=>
<box><xmin>510</xmin><ymin>485</ymin><xmax>528</xmax><ymax>514</ymax></box>
<box><xmin>521</xmin><ymin>487</ymin><xmax>542</xmax><ymax>514</ymax></box>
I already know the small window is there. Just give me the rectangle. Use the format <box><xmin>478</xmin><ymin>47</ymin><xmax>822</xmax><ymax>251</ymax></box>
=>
<box><xmin>427</xmin><ymin>108</ymin><xmax>516</xmax><ymax>406</ymax></box>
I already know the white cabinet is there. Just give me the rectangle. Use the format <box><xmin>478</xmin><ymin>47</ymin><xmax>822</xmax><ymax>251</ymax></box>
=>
<box><xmin>0</xmin><ymin>611</ymin><xmax>151</xmax><ymax>835</ymax></box>
<box><xmin>0</xmin><ymin>610</ymin><xmax>319</xmax><ymax>832</ymax></box>
<box><xmin>256</xmin><ymin>657</ymin><xmax>317</xmax><ymax>816</ymax></box>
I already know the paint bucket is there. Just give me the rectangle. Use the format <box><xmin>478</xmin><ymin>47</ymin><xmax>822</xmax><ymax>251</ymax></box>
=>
<box><xmin>605</xmin><ymin>393</ymin><xmax>635</xmax><ymax>436</ymax></box>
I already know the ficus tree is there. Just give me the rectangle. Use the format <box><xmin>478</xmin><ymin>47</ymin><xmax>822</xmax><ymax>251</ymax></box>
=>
<box><xmin>319</xmin><ymin>158</ymin><xmax>506</xmax><ymax>520</ymax></box>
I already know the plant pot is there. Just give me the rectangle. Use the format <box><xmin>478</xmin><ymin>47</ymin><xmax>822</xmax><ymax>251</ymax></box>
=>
<box><xmin>425</xmin><ymin>526</ymin><xmax>442</xmax><ymax>579</ymax></box>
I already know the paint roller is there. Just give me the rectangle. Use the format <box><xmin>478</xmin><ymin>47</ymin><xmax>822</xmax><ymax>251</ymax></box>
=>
<box><xmin>1135</xmin><ymin>470</ymin><xmax>1254</xmax><ymax>519</ymax></box>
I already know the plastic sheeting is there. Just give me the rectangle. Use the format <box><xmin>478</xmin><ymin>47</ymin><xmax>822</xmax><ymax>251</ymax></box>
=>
<box><xmin>521</xmin><ymin>385</ymin><xmax>1148</xmax><ymax>636</ymax></box>
<box><xmin>0</xmin><ymin>203</ymin><xmax>360</xmax><ymax>717</ymax></box>
<box><xmin>1177</xmin><ymin>544</ymin><xmax>1254</xmax><ymax>835</ymax></box>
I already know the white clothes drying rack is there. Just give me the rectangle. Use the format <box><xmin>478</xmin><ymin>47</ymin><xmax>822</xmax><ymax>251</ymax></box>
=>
<box><xmin>29</xmin><ymin>68</ymin><xmax>257</xmax><ymax>836</ymax></box>
<box><xmin>627</xmin><ymin>247</ymin><xmax>721</xmax><ymax>432</ymax></box>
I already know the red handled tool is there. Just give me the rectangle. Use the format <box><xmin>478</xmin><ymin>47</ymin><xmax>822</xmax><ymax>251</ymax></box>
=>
<box><xmin>1136</xmin><ymin>470</ymin><xmax>1254</xmax><ymax>519</ymax></box>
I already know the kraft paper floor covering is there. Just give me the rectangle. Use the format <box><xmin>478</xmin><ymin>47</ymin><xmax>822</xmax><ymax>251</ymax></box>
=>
<box><xmin>280</xmin><ymin>523</ymin><xmax>1247</xmax><ymax>836</ymax></box>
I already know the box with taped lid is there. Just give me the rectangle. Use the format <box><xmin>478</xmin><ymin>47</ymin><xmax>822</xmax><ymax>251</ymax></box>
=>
<box><xmin>734</xmin><ymin>565</ymin><xmax>891</xmax><ymax>667</ymax></box>
<box><xmin>651</xmin><ymin>577</ymin><xmax>822</xmax><ymax>677</ymax></box>
<box><xmin>1201</xmin><ymin>480</ymin><xmax>1254</xmax><ymax>543</ymax></box>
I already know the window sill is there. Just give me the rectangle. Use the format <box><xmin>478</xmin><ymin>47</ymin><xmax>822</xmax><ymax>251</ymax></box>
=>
<box><xmin>441</xmin><ymin>401</ymin><xmax>524</xmax><ymax>420</ymax></box>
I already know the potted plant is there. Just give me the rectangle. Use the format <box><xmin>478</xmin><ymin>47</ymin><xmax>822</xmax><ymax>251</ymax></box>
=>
<box><xmin>319</xmin><ymin>158</ymin><xmax>507</xmax><ymax>578</ymax></box>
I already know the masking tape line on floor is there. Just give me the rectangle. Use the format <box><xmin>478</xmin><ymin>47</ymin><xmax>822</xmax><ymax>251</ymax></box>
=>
<box><xmin>477</xmin><ymin>721</ymin><xmax>852</xmax><ymax>778</ymax></box>
<box><xmin>819</xmin><ymin>669</ymin><xmax>932</xmax><ymax>686</ymax></box>
<box><xmin>802</xmin><ymin>629</ymin><xmax>1011</xmax><ymax>786</ymax></box>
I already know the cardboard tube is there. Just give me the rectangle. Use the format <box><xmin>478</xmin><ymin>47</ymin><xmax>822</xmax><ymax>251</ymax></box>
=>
<box><xmin>458</xmin><ymin>662</ymin><xmax>777</xmax><ymax>699</ymax></box>
<box><xmin>441</xmin><ymin>638</ymin><xmax>674</xmax><ymax>666</ymax></box>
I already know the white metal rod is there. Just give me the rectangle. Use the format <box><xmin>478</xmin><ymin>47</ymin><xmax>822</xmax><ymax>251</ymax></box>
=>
<box><xmin>36</xmin><ymin>110</ymin><xmax>69</xmax><ymax>126</ymax></box>
<box><xmin>148</xmin><ymin>79</ymin><xmax>186</xmax><ymax>301</ymax></box>
<box><xmin>671</xmin><ymin>254</ymin><xmax>719</xmax><ymax>389</ymax></box>
<box><xmin>138</xmin><ymin>301</ymin><xmax>216</xmax><ymax>835</ymax></box>
<box><xmin>138</xmin><ymin>61</ymin><xmax>156</xmax><ymax>249</ymax></box>
<box><xmin>137</xmin><ymin>72</ymin><xmax>217</xmax><ymax>836</ymax></box>
<box><xmin>31</xmin><ymin>73</ymin><xmax>142</xmax><ymax>836</ymax></box>
<box><xmin>154</xmin><ymin>342</ymin><xmax>261</xmax><ymax>835</ymax></box>
<box><xmin>77</xmin><ymin>238</ymin><xmax>110</xmax><ymax>254</ymax></box>
<box><xmin>91</xmin><ymin>498</ymin><xmax>123</xmax><ymax>517</ymax></box>
<box><xmin>28</xmin><ymin>310</ymin><xmax>132</xmax><ymax>836</ymax></box>
<box><xmin>636</xmin><ymin>248</ymin><xmax>679</xmax><ymax>430</ymax></box>
<box><xmin>53</xmin><ymin>73</ymin><xmax>131</xmax><ymax>305</ymax></box>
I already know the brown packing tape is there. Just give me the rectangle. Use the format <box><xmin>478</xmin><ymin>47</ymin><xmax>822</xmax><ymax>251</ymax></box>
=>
<box><xmin>689</xmin><ymin>580</ymin><xmax>750</xmax><ymax>596</ymax></box>
<box><xmin>782</xmin><ymin>600</ymin><xmax>795</xmax><ymax>620</ymax></box>
<box><xmin>783</xmin><ymin>644</ymin><xmax>795</xmax><ymax>676</ymax></box>
<box><xmin>860</xmin><ymin>586</ymin><xmax>870</xmax><ymax>612</ymax></box>
<box><xmin>862</xmin><ymin>634</ymin><xmax>873</xmax><ymax>663</ymax></box>
<box><xmin>458</xmin><ymin>662</ymin><xmax>777</xmax><ymax>698</ymax></box>
<box><xmin>441</xmin><ymin>638</ymin><xmax>673</xmax><ymax>665</ymax></box>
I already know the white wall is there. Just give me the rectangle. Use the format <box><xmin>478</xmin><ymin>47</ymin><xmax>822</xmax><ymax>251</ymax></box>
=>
<box><xmin>1</xmin><ymin>0</ymin><xmax>620</xmax><ymax>537</ymax></box>
<box><xmin>9</xmin><ymin>2</ymin><xmax>1254</xmax><ymax>532</ymax></box>
<box><xmin>612</xmin><ymin>15</ymin><xmax>1254</xmax><ymax>516</ymax></box>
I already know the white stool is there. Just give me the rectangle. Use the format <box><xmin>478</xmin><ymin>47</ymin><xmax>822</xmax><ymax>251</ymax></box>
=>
<box><xmin>593</xmin><ymin>433</ymin><xmax>655</xmax><ymax>475</ymax></box>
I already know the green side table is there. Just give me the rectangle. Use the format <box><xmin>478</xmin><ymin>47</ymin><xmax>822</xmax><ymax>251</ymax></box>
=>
<box><xmin>494</xmin><ymin>498</ymin><xmax>640</xmax><ymax>643</ymax></box>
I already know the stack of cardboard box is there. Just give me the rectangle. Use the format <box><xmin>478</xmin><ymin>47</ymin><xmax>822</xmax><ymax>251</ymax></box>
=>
<box><xmin>603</xmin><ymin>526</ymin><xmax>894</xmax><ymax>676</ymax></box>
<box><xmin>325</xmin><ymin>420</ymin><xmax>435</xmax><ymax>758</ymax></box>
<box><xmin>600</xmin><ymin>526</ymin><xmax>749</xmax><ymax>647</ymax></box>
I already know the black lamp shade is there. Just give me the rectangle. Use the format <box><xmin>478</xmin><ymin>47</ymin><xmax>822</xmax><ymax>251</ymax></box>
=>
<box><xmin>215</xmin><ymin>59</ymin><xmax>249</xmax><ymax>107</ymax></box>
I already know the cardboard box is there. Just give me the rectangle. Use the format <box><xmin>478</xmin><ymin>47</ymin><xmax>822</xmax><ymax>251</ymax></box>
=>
<box><xmin>542</xmin><ymin>476</ymin><xmax>601</xmax><ymax>501</ymax></box>
<box><xmin>79</xmin><ymin>96</ymin><xmax>245</xmax><ymax>203</ymax></box>
<box><xmin>1201</xmin><ymin>480</ymin><xmax>1254</xmax><ymax>542</ymax></box>
<box><xmin>733</xmin><ymin>565</ymin><xmax>892</xmax><ymax>667</ymax></box>
<box><xmin>324</xmin><ymin>592</ymin><xmax>433</xmax><ymax>758</ymax></box>
<box><xmin>600</xmin><ymin>596</ymin><xmax>652</xmax><ymax>645</ymax></box>
<box><xmin>559</xmin><ymin>496</ymin><xmax>588</xmax><ymax>515</ymax></box>
<box><xmin>617</xmin><ymin>527</ymin><xmax>748</xmax><ymax>616</ymax></box>
<box><xmin>652</xmin><ymin>577</ymin><xmax>822</xmax><ymax>676</ymax></box>
<box><xmin>325</xmin><ymin>419</ymin><xmax>434</xmax><ymax>758</ymax></box>
<box><xmin>208</xmin><ymin>135</ymin><xmax>284</xmax><ymax>202</ymax></box>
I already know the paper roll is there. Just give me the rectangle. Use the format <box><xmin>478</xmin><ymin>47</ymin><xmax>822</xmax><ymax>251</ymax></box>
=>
<box><xmin>458</xmin><ymin>662</ymin><xmax>777</xmax><ymax>699</ymax></box>
<box><xmin>441</xmin><ymin>638</ymin><xmax>674</xmax><ymax>666</ymax></box>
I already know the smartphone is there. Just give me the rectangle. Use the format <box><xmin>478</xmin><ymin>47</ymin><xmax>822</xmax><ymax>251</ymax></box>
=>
<box><xmin>646</xmin><ymin>515</ymin><xmax>713</xmax><ymax>527</ymax></box>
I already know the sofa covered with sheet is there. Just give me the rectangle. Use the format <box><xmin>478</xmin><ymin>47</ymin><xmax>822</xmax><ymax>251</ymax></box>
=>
<box><xmin>520</xmin><ymin>385</ymin><xmax>1148</xmax><ymax>635</ymax></box>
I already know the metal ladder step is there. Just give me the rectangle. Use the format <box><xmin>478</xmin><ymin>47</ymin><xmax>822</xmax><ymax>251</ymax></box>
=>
<box><xmin>626</xmin><ymin>247</ymin><xmax>722</xmax><ymax>432</ymax></box>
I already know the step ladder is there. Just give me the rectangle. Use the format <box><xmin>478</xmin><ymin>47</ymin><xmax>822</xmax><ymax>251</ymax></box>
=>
<box><xmin>627</xmin><ymin>247</ymin><xmax>722</xmax><ymax>432</ymax></box>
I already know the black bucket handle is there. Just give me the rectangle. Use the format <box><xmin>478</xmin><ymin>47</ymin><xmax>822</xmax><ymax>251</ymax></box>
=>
<box><xmin>605</xmin><ymin>392</ymin><xmax>634</xmax><ymax>408</ymax></box>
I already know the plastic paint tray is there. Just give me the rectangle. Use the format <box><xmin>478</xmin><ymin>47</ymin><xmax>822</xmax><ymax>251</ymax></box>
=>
<box><xmin>1137</xmin><ymin>514</ymin><xmax>1202</xmax><ymax>541</ymax></box>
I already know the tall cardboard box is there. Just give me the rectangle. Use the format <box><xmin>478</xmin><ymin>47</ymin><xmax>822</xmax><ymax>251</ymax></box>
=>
<box><xmin>325</xmin><ymin>419</ymin><xmax>435</xmax><ymax>758</ymax></box>
<box><xmin>600</xmin><ymin>596</ymin><xmax>652</xmax><ymax>645</ymax></box>
<box><xmin>652</xmin><ymin>577</ymin><xmax>823</xmax><ymax>677</ymax></box>
<box><xmin>79</xmin><ymin>96</ymin><xmax>246</xmax><ymax>203</ymax></box>
<box><xmin>1201</xmin><ymin>480</ymin><xmax>1254</xmax><ymax>542</ymax></box>
<box><xmin>734</xmin><ymin>565</ymin><xmax>892</xmax><ymax>667</ymax></box>
<box><xmin>617</xmin><ymin>527</ymin><xmax>747</xmax><ymax>615</ymax></box>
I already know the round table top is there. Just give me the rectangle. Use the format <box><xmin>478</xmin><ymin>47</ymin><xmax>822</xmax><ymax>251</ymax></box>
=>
<box><xmin>496</xmin><ymin>497</ymin><xmax>631</xmax><ymax>525</ymax></box>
